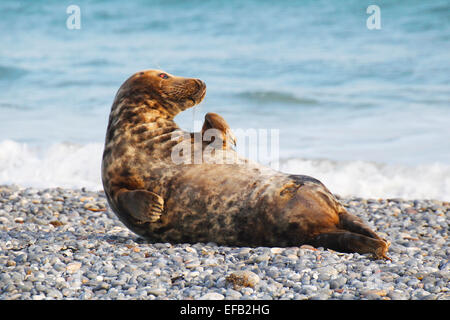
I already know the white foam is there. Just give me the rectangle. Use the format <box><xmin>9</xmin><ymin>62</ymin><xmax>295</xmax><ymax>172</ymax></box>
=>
<box><xmin>280</xmin><ymin>158</ymin><xmax>450</xmax><ymax>201</ymax></box>
<box><xmin>0</xmin><ymin>140</ymin><xmax>103</xmax><ymax>191</ymax></box>
<box><xmin>0</xmin><ymin>139</ymin><xmax>448</xmax><ymax>201</ymax></box>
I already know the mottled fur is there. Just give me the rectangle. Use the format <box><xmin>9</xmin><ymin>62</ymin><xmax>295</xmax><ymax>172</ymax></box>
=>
<box><xmin>102</xmin><ymin>70</ymin><xmax>390</xmax><ymax>260</ymax></box>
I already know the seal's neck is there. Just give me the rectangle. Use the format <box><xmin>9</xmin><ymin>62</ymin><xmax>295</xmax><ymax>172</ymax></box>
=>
<box><xmin>105</xmin><ymin>98</ymin><xmax>178</xmax><ymax>143</ymax></box>
<box><xmin>110</xmin><ymin>97</ymin><xmax>172</xmax><ymax>121</ymax></box>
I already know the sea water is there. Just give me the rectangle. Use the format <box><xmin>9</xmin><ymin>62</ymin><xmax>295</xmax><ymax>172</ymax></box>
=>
<box><xmin>0</xmin><ymin>0</ymin><xmax>449</xmax><ymax>200</ymax></box>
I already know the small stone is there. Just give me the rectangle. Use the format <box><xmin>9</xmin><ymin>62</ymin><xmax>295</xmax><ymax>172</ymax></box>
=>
<box><xmin>14</xmin><ymin>253</ymin><xmax>27</xmax><ymax>264</ymax></box>
<box><xmin>301</xmin><ymin>285</ymin><xmax>318</xmax><ymax>295</ymax></box>
<box><xmin>32</xmin><ymin>294</ymin><xmax>46</xmax><ymax>300</ymax></box>
<box><xmin>362</xmin><ymin>289</ymin><xmax>387</xmax><ymax>298</ymax></box>
<box><xmin>270</xmin><ymin>247</ymin><xmax>283</xmax><ymax>254</ymax></box>
<box><xmin>53</xmin><ymin>263</ymin><xmax>66</xmax><ymax>272</ymax></box>
<box><xmin>240</xmin><ymin>287</ymin><xmax>254</xmax><ymax>296</ymax></box>
<box><xmin>199</xmin><ymin>292</ymin><xmax>225</xmax><ymax>300</ymax></box>
<box><xmin>17</xmin><ymin>281</ymin><xmax>33</xmax><ymax>292</ymax></box>
<box><xmin>317</xmin><ymin>266</ymin><xmax>338</xmax><ymax>281</ymax></box>
<box><xmin>47</xmin><ymin>289</ymin><xmax>63</xmax><ymax>299</ymax></box>
<box><xmin>266</xmin><ymin>266</ymin><xmax>279</xmax><ymax>278</ymax></box>
<box><xmin>79</xmin><ymin>291</ymin><xmax>93</xmax><ymax>299</ymax></box>
<box><xmin>146</xmin><ymin>288</ymin><xmax>166</xmax><ymax>296</ymax></box>
<box><xmin>405</xmin><ymin>208</ymin><xmax>417</xmax><ymax>214</ymax></box>
<box><xmin>286</xmin><ymin>254</ymin><xmax>298</xmax><ymax>261</ymax></box>
<box><xmin>407</xmin><ymin>278</ymin><xmax>420</xmax><ymax>286</ymax></box>
<box><xmin>420</xmin><ymin>294</ymin><xmax>438</xmax><ymax>300</ymax></box>
<box><xmin>225</xmin><ymin>288</ymin><xmax>242</xmax><ymax>299</ymax></box>
<box><xmin>93</xmin><ymin>282</ymin><xmax>110</xmax><ymax>291</ymax></box>
<box><xmin>388</xmin><ymin>290</ymin><xmax>408</xmax><ymax>300</ymax></box>
<box><xmin>309</xmin><ymin>294</ymin><xmax>329</xmax><ymax>300</ymax></box>
<box><xmin>185</xmin><ymin>259</ymin><xmax>201</xmax><ymax>269</ymax></box>
<box><xmin>6</xmin><ymin>260</ymin><xmax>16</xmax><ymax>267</ymax></box>
<box><xmin>238</xmin><ymin>248</ymin><xmax>251</xmax><ymax>256</ymax></box>
<box><xmin>226</xmin><ymin>270</ymin><xmax>260</xmax><ymax>289</ymax></box>
<box><xmin>3</xmin><ymin>284</ymin><xmax>17</xmax><ymax>293</ymax></box>
<box><xmin>80</xmin><ymin>196</ymin><xmax>94</xmax><ymax>202</ymax></box>
<box><xmin>184</xmin><ymin>247</ymin><xmax>197</xmax><ymax>254</ymax></box>
<box><xmin>62</xmin><ymin>288</ymin><xmax>73</xmax><ymax>297</ymax></box>
<box><xmin>300</xmin><ymin>245</ymin><xmax>317</xmax><ymax>251</ymax></box>
<box><xmin>253</xmin><ymin>254</ymin><xmax>270</xmax><ymax>263</ymax></box>
<box><xmin>9</xmin><ymin>293</ymin><xmax>23</xmax><ymax>300</ymax></box>
<box><xmin>49</xmin><ymin>220</ymin><xmax>64</xmax><ymax>227</ymax></box>
<box><xmin>66</xmin><ymin>262</ymin><xmax>82</xmax><ymax>274</ymax></box>
<box><xmin>330</xmin><ymin>277</ymin><xmax>347</xmax><ymax>289</ymax></box>
<box><xmin>341</xmin><ymin>293</ymin><xmax>355</xmax><ymax>300</ymax></box>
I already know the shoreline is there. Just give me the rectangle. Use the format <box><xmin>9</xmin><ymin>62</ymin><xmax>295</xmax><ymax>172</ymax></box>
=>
<box><xmin>0</xmin><ymin>185</ymin><xmax>448</xmax><ymax>300</ymax></box>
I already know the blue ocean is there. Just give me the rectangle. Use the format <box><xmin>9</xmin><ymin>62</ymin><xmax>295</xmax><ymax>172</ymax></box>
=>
<box><xmin>0</xmin><ymin>0</ymin><xmax>449</xmax><ymax>200</ymax></box>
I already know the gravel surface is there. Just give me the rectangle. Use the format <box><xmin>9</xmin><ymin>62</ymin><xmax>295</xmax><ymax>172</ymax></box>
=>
<box><xmin>0</xmin><ymin>185</ymin><xmax>448</xmax><ymax>300</ymax></box>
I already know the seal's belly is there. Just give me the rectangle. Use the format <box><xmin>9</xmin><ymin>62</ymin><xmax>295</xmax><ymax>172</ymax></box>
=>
<box><xmin>145</xmin><ymin>162</ymin><xmax>293</xmax><ymax>244</ymax></box>
<box><xmin>132</xmin><ymin>143</ymin><xmax>340</xmax><ymax>245</ymax></box>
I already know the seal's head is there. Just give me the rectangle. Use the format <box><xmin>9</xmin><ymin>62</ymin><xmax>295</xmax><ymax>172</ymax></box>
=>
<box><xmin>113</xmin><ymin>69</ymin><xmax>206</xmax><ymax>118</ymax></box>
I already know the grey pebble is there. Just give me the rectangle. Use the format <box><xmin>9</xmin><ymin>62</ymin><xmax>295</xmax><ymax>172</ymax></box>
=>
<box><xmin>53</xmin><ymin>263</ymin><xmax>66</xmax><ymax>272</ymax></box>
<box><xmin>225</xmin><ymin>288</ymin><xmax>242</xmax><ymax>299</ymax></box>
<box><xmin>330</xmin><ymin>277</ymin><xmax>347</xmax><ymax>289</ymax></box>
<box><xmin>388</xmin><ymin>290</ymin><xmax>409</xmax><ymax>300</ymax></box>
<box><xmin>317</xmin><ymin>266</ymin><xmax>337</xmax><ymax>281</ymax></box>
<box><xmin>146</xmin><ymin>287</ymin><xmax>166</xmax><ymax>296</ymax></box>
<box><xmin>309</xmin><ymin>293</ymin><xmax>329</xmax><ymax>300</ymax></box>
<box><xmin>420</xmin><ymin>294</ymin><xmax>438</xmax><ymax>300</ymax></box>
<box><xmin>14</xmin><ymin>253</ymin><xmax>27</xmax><ymax>264</ymax></box>
<box><xmin>17</xmin><ymin>281</ymin><xmax>33</xmax><ymax>292</ymax></box>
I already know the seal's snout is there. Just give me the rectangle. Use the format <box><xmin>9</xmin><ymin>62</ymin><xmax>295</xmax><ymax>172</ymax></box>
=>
<box><xmin>195</xmin><ymin>79</ymin><xmax>206</xmax><ymax>91</ymax></box>
<box><xmin>192</xmin><ymin>79</ymin><xmax>206</xmax><ymax>104</ymax></box>
<box><xmin>194</xmin><ymin>79</ymin><xmax>206</xmax><ymax>96</ymax></box>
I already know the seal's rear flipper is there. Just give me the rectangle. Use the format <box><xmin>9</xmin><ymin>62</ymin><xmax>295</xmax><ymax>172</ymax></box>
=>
<box><xmin>117</xmin><ymin>189</ymin><xmax>164</xmax><ymax>224</ymax></box>
<box><xmin>338</xmin><ymin>212</ymin><xmax>381</xmax><ymax>240</ymax></box>
<box><xmin>201</xmin><ymin>112</ymin><xmax>236</xmax><ymax>148</ymax></box>
<box><xmin>311</xmin><ymin>230</ymin><xmax>391</xmax><ymax>261</ymax></box>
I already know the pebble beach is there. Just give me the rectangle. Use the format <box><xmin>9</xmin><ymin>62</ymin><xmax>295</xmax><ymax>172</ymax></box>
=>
<box><xmin>0</xmin><ymin>185</ymin><xmax>448</xmax><ymax>300</ymax></box>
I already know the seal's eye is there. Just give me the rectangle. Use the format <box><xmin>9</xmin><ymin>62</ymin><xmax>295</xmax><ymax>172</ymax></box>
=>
<box><xmin>159</xmin><ymin>73</ymin><xmax>169</xmax><ymax>79</ymax></box>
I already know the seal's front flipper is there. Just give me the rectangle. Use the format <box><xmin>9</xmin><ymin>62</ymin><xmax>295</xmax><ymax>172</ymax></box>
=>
<box><xmin>201</xmin><ymin>112</ymin><xmax>236</xmax><ymax>148</ymax></box>
<box><xmin>117</xmin><ymin>189</ymin><xmax>164</xmax><ymax>224</ymax></box>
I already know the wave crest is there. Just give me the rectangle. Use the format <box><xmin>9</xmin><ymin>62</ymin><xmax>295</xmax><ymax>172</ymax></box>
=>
<box><xmin>280</xmin><ymin>158</ymin><xmax>450</xmax><ymax>201</ymax></box>
<box><xmin>0</xmin><ymin>140</ymin><xmax>103</xmax><ymax>190</ymax></box>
